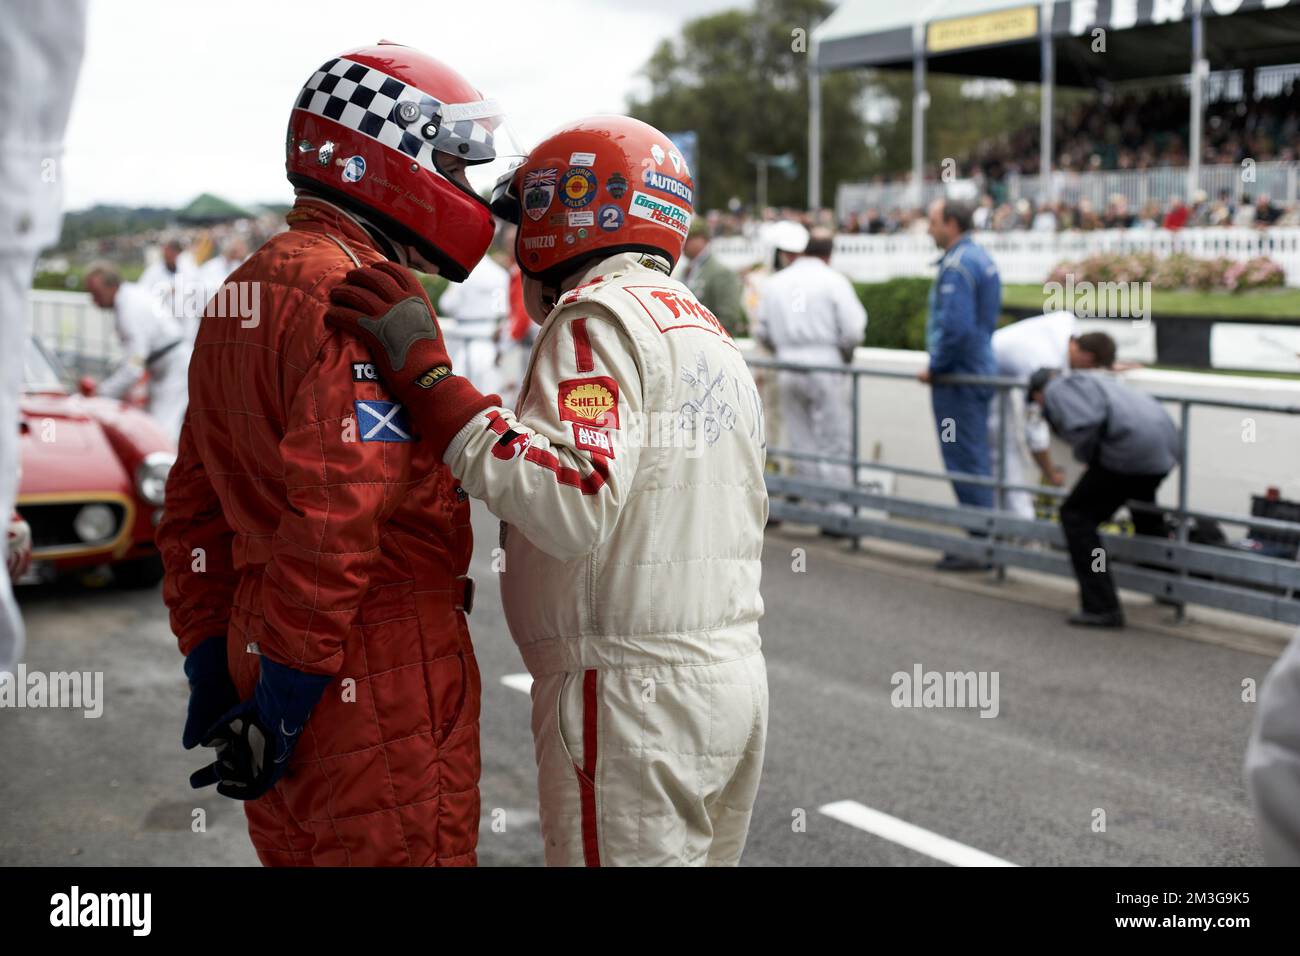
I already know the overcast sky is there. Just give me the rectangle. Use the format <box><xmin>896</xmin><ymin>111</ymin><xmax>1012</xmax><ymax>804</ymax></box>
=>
<box><xmin>63</xmin><ymin>0</ymin><xmax>748</xmax><ymax>210</ymax></box>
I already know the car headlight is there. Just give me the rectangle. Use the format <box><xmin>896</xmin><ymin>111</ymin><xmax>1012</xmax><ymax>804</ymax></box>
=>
<box><xmin>73</xmin><ymin>504</ymin><xmax>117</xmax><ymax>543</ymax></box>
<box><xmin>136</xmin><ymin>451</ymin><xmax>174</xmax><ymax>506</ymax></box>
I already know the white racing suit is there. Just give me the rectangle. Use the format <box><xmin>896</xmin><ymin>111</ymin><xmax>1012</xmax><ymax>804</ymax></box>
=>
<box><xmin>1244</xmin><ymin>628</ymin><xmax>1300</xmax><ymax>864</ymax></box>
<box><xmin>98</xmin><ymin>281</ymin><xmax>191</xmax><ymax>443</ymax></box>
<box><xmin>445</xmin><ymin>253</ymin><xmax>770</xmax><ymax>866</ymax></box>
<box><xmin>0</xmin><ymin>0</ymin><xmax>87</xmax><ymax>678</ymax></box>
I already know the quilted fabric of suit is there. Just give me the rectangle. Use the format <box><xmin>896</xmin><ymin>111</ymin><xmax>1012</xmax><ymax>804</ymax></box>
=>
<box><xmin>158</xmin><ymin>198</ymin><xmax>480</xmax><ymax>866</ymax></box>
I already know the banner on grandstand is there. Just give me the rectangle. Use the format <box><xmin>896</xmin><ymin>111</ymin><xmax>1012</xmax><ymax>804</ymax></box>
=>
<box><xmin>928</xmin><ymin>5</ymin><xmax>1038</xmax><ymax>54</ymax></box>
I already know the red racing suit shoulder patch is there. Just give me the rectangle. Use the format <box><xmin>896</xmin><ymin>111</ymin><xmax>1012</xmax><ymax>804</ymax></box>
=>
<box><xmin>557</xmin><ymin>376</ymin><xmax>620</xmax><ymax>430</ymax></box>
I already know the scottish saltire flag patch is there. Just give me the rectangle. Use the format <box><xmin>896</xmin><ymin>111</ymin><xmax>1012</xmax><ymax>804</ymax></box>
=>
<box><xmin>354</xmin><ymin>400</ymin><xmax>411</xmax><ymax>442</ymax></box>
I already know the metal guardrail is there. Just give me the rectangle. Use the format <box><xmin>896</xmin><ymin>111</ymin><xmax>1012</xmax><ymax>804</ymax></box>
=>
<box><xmin>28</xmin><ymin>290</ymin><xmax>1300</xmax><ymax>623</ymax></box>
<box><xmin>749</xmin><ymin>356</ymin><xmax>1300</xmax><ymax>626</ymax></box>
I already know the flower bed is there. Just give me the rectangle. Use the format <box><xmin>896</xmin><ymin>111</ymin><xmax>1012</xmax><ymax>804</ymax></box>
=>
<box><xmin>1047</xmin><ymin>251</ymin><xmax>1285</xmax><ymax>292</ymax></box>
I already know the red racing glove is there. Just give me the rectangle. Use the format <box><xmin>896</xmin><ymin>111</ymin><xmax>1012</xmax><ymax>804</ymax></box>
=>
<box><xmin>325</xmin><ymin>261</ymin><xmax>500</xmax><ymax>457</ymax></box>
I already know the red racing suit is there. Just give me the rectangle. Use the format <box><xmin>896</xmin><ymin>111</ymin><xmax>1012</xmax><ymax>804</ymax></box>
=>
<box><xmin>157</xmin><ymin>198</ymin><xmax>480</xmax><ymax>866</ymax></box>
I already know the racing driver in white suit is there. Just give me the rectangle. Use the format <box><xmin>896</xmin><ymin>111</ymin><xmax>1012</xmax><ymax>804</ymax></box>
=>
<box><xmin>325</xmin><ymin>115</ymin><xmax>769</xmax><ymax>866</ymax></box>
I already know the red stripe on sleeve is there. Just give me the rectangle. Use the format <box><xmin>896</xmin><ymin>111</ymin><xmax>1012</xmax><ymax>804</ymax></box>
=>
<box><xmin>571</xmin><ymin>318</ymin><xmax>594</xmax><ymax>373</ymax></box>
<box><xmin>523</xmin><ymin>446</ymin><xmax>609</xmax><ymax>494</ymax></box>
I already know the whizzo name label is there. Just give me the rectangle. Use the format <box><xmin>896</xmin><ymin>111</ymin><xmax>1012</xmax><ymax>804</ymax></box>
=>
<box><xmin>628</xmin><ymin>190</ymin><xmax>691</xmax><ymax>238</ymax></box>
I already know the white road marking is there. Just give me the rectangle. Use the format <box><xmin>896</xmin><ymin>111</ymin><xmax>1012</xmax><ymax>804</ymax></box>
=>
<box><xmin>501</xmin><ymin>673</ymin><xmax>533</xmax><ymax>694</ymax></box>
<box><xmin>819</xmin><ymin>800</ymin><xmax>1018</xmax><ymax>867</ymax></box>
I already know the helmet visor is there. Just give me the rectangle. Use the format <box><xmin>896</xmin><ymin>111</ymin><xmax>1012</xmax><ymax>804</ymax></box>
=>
<box><xmin>430</xmin><ymin>102</ymin><xmax>526</xmax><ymax>208</ymax></box>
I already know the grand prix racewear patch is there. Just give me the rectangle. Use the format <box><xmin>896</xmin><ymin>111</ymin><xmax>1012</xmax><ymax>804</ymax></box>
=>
<box><xmin>354</xmin><ymin>400</ymin><xmax>412</xmax><ymax>441</ymax></box>
<box><xmin>628</xmin><ymin>190</ymin><xmax>691</xmax><ymax>240</ymax></box>
<box><xmin>557</xmin><ymin>376</ymin><xmax>620</xmax><ymax>430</ymax></box>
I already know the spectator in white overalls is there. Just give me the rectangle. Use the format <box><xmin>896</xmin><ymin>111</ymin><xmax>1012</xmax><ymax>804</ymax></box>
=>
<box><xmin>84</xmin><ymin>263</ymin><xmax>191</xmax><ymax>443</ymax></box>
<box><xmin>0</xmin><ymin>0</ymin><xmax>87</xmax><ymax>679</ymax></box>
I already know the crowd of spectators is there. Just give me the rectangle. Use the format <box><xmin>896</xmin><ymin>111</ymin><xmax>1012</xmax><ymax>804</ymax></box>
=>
<box><xmin>704</xmin><ymin>189</ymin><xmax>1299</xmax><ymax>240</ymax></box>
<box><xmin>701</xmin><ymin>81</ymin><xmax>1300</xmax><ymax>238</ymax></box>
<box><xmin>969</xmin><ymin>82</ymin><xmax>1300</xmax><ymax>182</ymax></box>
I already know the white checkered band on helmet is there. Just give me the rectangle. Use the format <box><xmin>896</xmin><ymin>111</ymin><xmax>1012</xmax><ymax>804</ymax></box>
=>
<box><xmin>295</xmin><ymin>57</ymin><xmax>498</xmax><ymax>170</ymax></box>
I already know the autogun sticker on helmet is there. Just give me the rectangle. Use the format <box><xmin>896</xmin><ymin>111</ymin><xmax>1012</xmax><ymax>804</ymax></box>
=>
<box><xmin>598</xmin><ymin>203</ymin><xmax>624</xmax><ymax>232</ymax></box>
<box><xmin>558</xmin><ymin>376</ymin><xmax>620</xmax><ymax>430</ymax></box>
<box><xmin>628</xmin><ymin>190</ymin><xmax>691</xmax><ymax>239</ymax></box>
<box><xmin>560</xmin><ymin>167</ymin><xmax>598</xmax><ymax>208</ymax></box>
<box><xmin>342</xmin><ymin>155</ymin><xmax>366</xmax><ymax>183</ymax></box>
<box><xmin>642</xmin><ymin>168</ymin><xmax>693</xmax><ymax>205</ymax></box>
<box><xmin>523</xmin><ymin>168</ymin><xmax>558</xmax><ymax>222</ymax></box>
<box><xmin>605</xmin><ymin>172</ymin><xmax>628</xmax><ymax>198</ymax></box>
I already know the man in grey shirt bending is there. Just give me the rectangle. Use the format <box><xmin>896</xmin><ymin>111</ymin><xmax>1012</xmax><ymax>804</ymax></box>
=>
<box><xmin>1028</xmin><ymin>368</ymin><xmax>1181</xmax><ymax>628</ymax></box>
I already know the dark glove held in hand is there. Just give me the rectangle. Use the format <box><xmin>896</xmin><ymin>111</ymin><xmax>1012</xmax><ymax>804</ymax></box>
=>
<box><xmin>182</xmin><ymin>635</ymin><xmax>239</xmax><ymax>751</ymax></box>
<box><xmin>189</xmin><ymin>656</ymin><xmax>331</xmax><ymax>801</ymax></box>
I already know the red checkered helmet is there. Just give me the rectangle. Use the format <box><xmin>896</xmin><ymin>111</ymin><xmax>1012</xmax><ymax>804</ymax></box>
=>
<box><xmin>285</xmin><ymin>42</ymin><xmax>504</xmax><ymax>281</ymax></box>
<box><xmin>491</xmin><ymin>115</ymin><xmax>694</xmax><ymax>283</ymax></box>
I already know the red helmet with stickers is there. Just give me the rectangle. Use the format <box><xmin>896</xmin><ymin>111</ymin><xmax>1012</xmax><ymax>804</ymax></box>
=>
<box><xmin>285</xmin><ymin>42</ymin><xmax>503</xmax><ymax>281</ymax></box>
<box><xmin>491</xmin><ymin>115</ymin><xmax>694</xmax><ymax>282</ymax></box>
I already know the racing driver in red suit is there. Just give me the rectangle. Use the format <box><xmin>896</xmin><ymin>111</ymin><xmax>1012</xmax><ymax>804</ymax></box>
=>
<box><xmin>156</xmin><ymin>42</ymin><xmax>507</xmax><ymax>866</ymax></box>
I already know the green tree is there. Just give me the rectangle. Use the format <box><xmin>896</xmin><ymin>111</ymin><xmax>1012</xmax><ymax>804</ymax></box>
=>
<box><xmin>629</xmin><ymin>0</ymin><xmax>871</xmax><ymax>211</ymax></box>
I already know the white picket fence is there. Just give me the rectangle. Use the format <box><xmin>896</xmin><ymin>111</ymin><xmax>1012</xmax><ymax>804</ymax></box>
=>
<box><xmin>712</xmin><ymin>227</ymin><xmax>1300</xmax><ymax>287</ymax></box>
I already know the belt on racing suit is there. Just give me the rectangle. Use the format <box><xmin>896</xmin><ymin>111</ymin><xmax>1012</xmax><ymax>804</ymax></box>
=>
<box><xmin>145</xmin><ymin>339</ymin><xmax>184</xmax><ymax>368</ymax></box>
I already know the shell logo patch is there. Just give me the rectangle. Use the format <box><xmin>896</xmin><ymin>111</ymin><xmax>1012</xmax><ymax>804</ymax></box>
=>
<box><xmin>558</xmin><ymin>376</ymin><xmax>620</xmax><ymax>429</ymax></box>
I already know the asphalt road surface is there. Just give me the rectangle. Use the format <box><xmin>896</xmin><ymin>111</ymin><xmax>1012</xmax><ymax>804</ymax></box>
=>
<box><xmin>0</xmin><ymin>503</ymin><xmax>1280</xmax><ymax>866</ymax></box>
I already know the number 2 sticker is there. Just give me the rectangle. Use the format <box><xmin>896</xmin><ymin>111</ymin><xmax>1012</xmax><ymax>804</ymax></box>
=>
<box><xmin>598</xmin><ymin>203</ymin><xmax>624</xmax><ymax>232</ymax></box>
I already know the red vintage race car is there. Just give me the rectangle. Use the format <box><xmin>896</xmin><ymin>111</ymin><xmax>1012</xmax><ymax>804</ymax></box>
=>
<box><xmin>13</xmin><ymin>338</ymin><xmax>175</xmax><ymax>588</ymax></box>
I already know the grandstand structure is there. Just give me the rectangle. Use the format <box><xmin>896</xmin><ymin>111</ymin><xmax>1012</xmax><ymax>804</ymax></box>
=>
<box><xmin>811</xmin><ymin>0</ymin><xmax>1300</xmax><ymax>217</ymax></box>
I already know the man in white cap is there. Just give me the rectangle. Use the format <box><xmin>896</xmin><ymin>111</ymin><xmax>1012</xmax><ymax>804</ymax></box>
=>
<box><xmin>755</xmin><ymin>224</ymin><xmax>866</xmax><ymax>524</ymax></box>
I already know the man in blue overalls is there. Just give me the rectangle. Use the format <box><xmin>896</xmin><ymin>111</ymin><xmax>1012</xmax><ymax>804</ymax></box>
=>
<box><xmin>918</xmin><ymin>199</ymin><xmax>1001</xmax><ymax>571</ymax></box>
